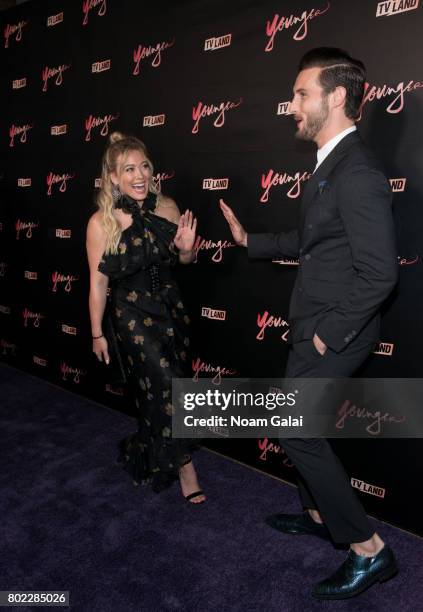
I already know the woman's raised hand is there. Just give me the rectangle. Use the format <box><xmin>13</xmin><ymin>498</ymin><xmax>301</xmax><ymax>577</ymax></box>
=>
<box><xmin>174</xmin><ymin>209</ymin><xmax>197</xmax><ymax>253</ymax></box>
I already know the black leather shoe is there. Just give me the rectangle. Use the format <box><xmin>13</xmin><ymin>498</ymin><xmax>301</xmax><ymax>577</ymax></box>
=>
<box><xmin>265</xmin><ymin>512</ymin><xmax>331</xmax><ymax>541</ymax></box>
<box><xmin>312</xmin><ymin>545</ymin><xmax>398</xmax><ymax>600</ymax></box>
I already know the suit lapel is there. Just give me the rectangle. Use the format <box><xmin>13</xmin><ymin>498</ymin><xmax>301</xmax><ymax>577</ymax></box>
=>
<box><xmin>300</xmin><ymin>131</ymin><xmax>361</xmax><ymax>227</ymax></box>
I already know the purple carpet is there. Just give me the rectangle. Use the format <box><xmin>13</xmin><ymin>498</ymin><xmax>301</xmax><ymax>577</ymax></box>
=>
<box><xmin>1</xmin><ymin>363</ymin><xmax>422</xmax><ymax>611</ymax></box>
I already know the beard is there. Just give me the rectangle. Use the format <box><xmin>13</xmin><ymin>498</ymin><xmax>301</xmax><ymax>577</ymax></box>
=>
<box><xmin>295</xmin><ymin>95</ymin><xmax>329</xmax><ymax>141</ymax></box>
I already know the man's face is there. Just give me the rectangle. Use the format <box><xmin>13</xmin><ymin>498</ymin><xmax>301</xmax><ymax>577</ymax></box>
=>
<box><xmin>290</xmin><ymin>67</ymin><xmax>329</xmax><ymax>142</ymax></box>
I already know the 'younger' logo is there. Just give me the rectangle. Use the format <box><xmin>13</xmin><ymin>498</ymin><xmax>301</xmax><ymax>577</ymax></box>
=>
<box><xmin>256</xmin><ymin>311</ymin><xmax>289</xmax><ymax>341</ymax></box>
<box><xmin>85</xmin><ymin>114</ymin><xmax>119</xmax><ymax>141</ymax></box>
<box><xmin>41</xmin><ymin>64</ymin><xmax>70</xmax><ymax>92</ymax></box>
<box><xmin>82</xmin><ymin>0</ymin><xmax>107</xmax><ymax>26</ymax></box>
<box><xmin>22</xmin><ymin>308</ymin><xmax>44</xmax><ymax>327</ymax></box>
<box><xmin>133</xmin><ymin>39</ymin><xmax>175</xmax><ymax>76</ymax></box>
<box><xmin>153</xmin><ymin>171</ymin><xmax>175</xmax><ymax>192</ymax></box>
<box><xmin>4</xmin><ymin>21</ymin><xmax>28</xmax><ymax>48</ymax></box>
<box><xmin>193</xmin><ymin>235</ymin><xmax>235</xmax><ymax>263</ymax></box>
<box><xmin>192</xmin><ymin>99</ymin><xmax>243</xmax><ymax>134</ymax></box>
<box><xmin>51</xmin><ymin>271</ymin><xmax>79</xmax><ymax>292</ymax></box>
<box><xmin>15</xmin><ymin>220</ymin><xmax>39</xmax><ymax>239</ymax></box>
<box><xmin>361</xmin><ymin>79</ymin><xmax>423</xmax><ymax>115</ymax></box>
<box><xmin>60</xmin><ymin>362</ymin><xmax>86</xmax><ymax>383</ymax></box>
<box><xmin>261</xmin><ymin>169</ymin><xmax>310</xmax><ymax>202</ymax></box>
<box><xmin>192</xmin><ymin>357</ymin><xmax>236</xmax><ymax>384</ymax></box>
<box><xmin>265</xmin><ymin>2</ymin><xmax>330</xmax><ymax>52</ymax></box>
<box><xmin>46</xmin><ymin>172</ymin><xmax>75</xmax><ymax>196</ymax></box>
<box><xmin>9</xmin><ymin>124</ymin><xmax>33</xmax><ymax>147</ymax></box>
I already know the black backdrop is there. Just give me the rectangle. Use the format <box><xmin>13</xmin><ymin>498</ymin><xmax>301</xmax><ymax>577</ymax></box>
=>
<box><xmin>1</xmin><ymin>0</ymin><xmax>422</xmax><ymax>536</ymax></box>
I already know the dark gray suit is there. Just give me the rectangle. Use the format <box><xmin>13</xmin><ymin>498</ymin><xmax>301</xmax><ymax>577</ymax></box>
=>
<box><xmin>248</xmin><ymin>131</ymin><xmax>398</xmax><ymax>543</ymax></box>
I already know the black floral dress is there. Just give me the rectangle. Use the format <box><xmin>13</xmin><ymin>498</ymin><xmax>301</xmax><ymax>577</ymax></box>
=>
<box><xmin>98</xmin><ymin>193</ymin><xmax>193</xmax><ymax>492</ymax></box>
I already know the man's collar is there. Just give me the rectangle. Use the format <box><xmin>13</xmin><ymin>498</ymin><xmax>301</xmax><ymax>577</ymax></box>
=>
<box><xmin>316</xmin><ymin>125</ymin><xmax>357</xmax><ymax>171</ymax></box>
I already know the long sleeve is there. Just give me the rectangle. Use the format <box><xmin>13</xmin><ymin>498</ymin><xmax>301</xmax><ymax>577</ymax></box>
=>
<box><xmin>248</xmin><ymin>230</ymin><xmax>300</xmax><ymax>259</ymax></box>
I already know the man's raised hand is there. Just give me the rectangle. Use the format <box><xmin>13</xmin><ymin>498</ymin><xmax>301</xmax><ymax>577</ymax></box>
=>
<box><xmin>219</xmin><ymin>199</ymin><xmax>248</xmax><ymax>247</ymax></box>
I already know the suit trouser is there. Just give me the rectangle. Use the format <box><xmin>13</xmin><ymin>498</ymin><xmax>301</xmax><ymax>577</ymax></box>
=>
<box><xmin>280</xmin><ymin>336</ymin><xmax>375</xmax><ymax>544</ymax></box>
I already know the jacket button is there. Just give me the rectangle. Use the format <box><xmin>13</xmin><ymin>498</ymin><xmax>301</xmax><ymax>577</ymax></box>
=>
<box><xmin>308</xmin><ymin>224</ymin><xmax>313</xmax><ymax>229</ymax></box>
<box><xmin>304</xmin><ymin>254</ymin><xmax>311</xmax><ymax>261</ymax></box>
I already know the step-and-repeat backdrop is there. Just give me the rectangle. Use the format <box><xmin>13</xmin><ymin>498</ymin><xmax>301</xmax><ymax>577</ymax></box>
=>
<box><xmin>1</xmin><ymin>0</ymin><xmax>422</xmax><ymax>535</ymax></box>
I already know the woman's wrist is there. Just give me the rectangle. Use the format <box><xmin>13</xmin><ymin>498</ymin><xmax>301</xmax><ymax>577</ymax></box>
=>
<box><xmin>92</xmin><ymin>332</ymin><xmax>104</xmax><ymax>339</ymax></box>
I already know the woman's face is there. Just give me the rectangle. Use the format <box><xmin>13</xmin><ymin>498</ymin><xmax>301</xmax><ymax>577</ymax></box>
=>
<box><xmin>112</xmin><ymin>149</ymin><xmax>152</xmax><ymax>202</ymax></box>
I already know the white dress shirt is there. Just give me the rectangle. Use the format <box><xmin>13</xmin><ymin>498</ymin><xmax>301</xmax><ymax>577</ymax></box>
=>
<box><xmin>314</xmin><ymin>125</ymin><xmax>357</xmax><ymax>172</ymax></box>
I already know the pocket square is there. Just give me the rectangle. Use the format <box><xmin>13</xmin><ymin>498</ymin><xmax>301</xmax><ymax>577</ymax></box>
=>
<box><xmin>318</xmin><ymin>180</ymin><xmax>329</xmax><ymax>194</ymax></box>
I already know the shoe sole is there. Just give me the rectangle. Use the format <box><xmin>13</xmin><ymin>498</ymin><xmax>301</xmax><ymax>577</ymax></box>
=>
<box><xmin>312</xmin><ymin>565</ymin><xmax>399</xmax><ymax>600</ymax></box>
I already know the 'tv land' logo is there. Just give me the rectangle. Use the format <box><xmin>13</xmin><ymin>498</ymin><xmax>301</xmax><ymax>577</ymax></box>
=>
<box><xmin>204</xmin><ymin>33</ymin><xmax>232</xmax><ymax>51</ymax></box>
<box><xmin>203</xmin><ymin>178</ymin><xmax>229</xmax><ymax>190</ymax></box>
<box><xmin>201</xmin><ymin>307</ymin><xmax>226</xmax><ymax>321</ymax></box>
<box><xmin>373</xmin><ymin>342</ymin><xmax>394</xmax><ymax>356</ymax></box>
<box><xmin>376</xmin><ymin>0</ymin><xmax>420</xmax><ymax>17</ymax></box>
<box><xmin>390</xmin><ymin>178</ymin><xmax>406</xmax><ymax>192</ymax></box>
<box><xmin>351</xmin><ymin>477</ymin><xmax>386</xmax><ymax>498</ymax></box>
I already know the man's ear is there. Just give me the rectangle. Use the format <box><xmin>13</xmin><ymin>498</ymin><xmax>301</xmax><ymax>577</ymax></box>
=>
<box><xmin>332</xmin><ymin>86</ymin><xmax>347</xmax><ymax>110</ymax></box>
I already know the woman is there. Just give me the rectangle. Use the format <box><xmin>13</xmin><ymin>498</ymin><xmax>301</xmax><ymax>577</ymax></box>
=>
<box><xmin>86</xmin><ymin>132</ymin><xmax>205</xmax><ymax>503</ymax></box>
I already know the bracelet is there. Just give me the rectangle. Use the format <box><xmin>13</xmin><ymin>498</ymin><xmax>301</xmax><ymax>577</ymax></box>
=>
<box><xmin>92</xmin><ymin>334</ymin><xmax>104</xmax><ymax>340</ymax></box>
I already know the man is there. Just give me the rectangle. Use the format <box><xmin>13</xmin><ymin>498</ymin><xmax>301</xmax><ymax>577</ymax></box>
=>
<box><xmin>220</xmin><ymin>48</ymin><xmax>398</xmax><ymax>600</ymax></box>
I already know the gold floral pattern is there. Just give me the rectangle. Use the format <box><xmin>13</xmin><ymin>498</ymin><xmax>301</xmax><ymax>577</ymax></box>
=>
<box><xmin>127</xmin><ymin>291</ymin><xmax>138</xmax><ymax>302</ymax></box>
<box><xmin>164</xmin><ymin>403</ymin><xmax>174</xmax><ymax>415</ymax></box>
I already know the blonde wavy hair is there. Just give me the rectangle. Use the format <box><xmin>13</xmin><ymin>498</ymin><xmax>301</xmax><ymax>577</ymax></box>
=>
<box><xmin>97</xmin><ymin>131</ymin><xmax>161</xmax><ymax>254</ymax></box>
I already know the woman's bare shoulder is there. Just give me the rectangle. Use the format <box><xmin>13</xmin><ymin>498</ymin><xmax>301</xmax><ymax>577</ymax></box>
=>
<box><xmin>156</xmin><ymin>195</ymin><xmax>180</xmax><ymax>223</ymax></box>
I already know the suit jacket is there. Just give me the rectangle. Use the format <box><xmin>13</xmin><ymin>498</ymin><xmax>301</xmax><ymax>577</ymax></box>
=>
<box><xmin>248</xmin><ymin>131</ymin><xmax>398</xmax><ymax>353</ymax></box>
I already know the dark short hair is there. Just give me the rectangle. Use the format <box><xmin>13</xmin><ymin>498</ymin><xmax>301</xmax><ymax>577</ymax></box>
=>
<box><xmin>299</xmin><ymin>47</ymin><xmax>366</xmax><ymax>120</ymax></box>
